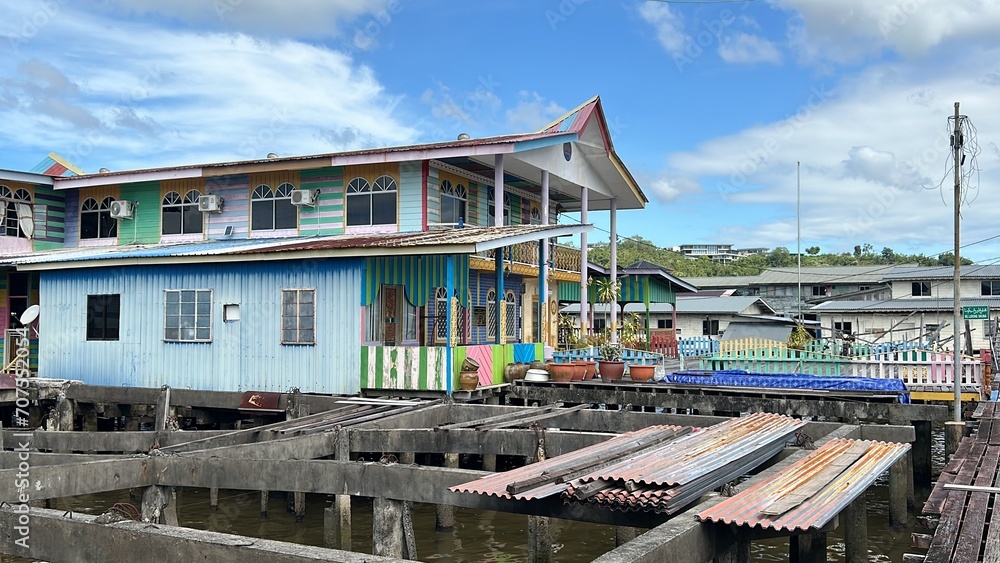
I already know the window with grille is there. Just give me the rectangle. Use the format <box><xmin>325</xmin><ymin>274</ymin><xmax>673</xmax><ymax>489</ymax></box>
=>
<box><xmin>281</xmin><ymin>289</ymin><xmax>315</xmax><ymax>345</ymax></box>
<box><xmin>81</xmin><ymin>197</ymin><xmax>118</xmax><ymax>239</ymax></box>
<box><xmin>164</xmin><ymin>289</ymin><xmax>212</xmax><ymax>342</ymax></box>
<box><xmin>434</xmin><ymin>287</ymin><xmax>449</xmax><ymax>343</ymax></box>
<box><xmin>0</xmin><ymin>186</ymin><xmax>32</xmax><ymax>238</ymax></box>
<box><xmin>252</xmin><ymin>183</ymin><xmax>297</xmax><ymax>231</ymax></box>
<box><xmin>162</xmin><ymin>190</ymin><xmax>202</xmax><ymax>235</ymax></box>
<box><xmin>347</xmin><ymin>175</ymin><xmax>397</xmax><ymax>226</ymax></box>
<box><xmin>487</xmin><ymin>288</ymin><xmax>497</xmax><ymax>339</ymax></box>
<box><xmin>440</xmin><ymin>180</ymin><xmax>467</xmax><ymax>226</ymax></box>
<box><xmin>504</xmin><ymin>290</ymin><xmax>517</xmax><ymax>340</ymax></box>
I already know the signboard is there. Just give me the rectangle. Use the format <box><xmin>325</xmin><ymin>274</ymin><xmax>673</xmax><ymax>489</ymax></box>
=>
<box><xmin>962</xmin><ymin>305</ymin><xmax>989</xmax><ymax>320</ymax></box>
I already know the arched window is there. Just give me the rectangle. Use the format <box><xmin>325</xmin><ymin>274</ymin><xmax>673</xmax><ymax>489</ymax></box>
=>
<box><xmin>486</xmin><ymin>288</ymin><xmax>497</xmax><ymax>340</ymax></box>
<box><xmin>162</xmin><ymin>189</ymin><xmax>202</xmax><ymax>235</ymax></box>
<box><xmin>251</xmin><ymin>182</ymin><xmax>297</xmax><ymax>231</ymax></box>
<box><xmin>81</xmin><ymin>196</ymin><xmax>117</xmax><ymax>239</ymax></box>
<box><xmin>1</xmin><ymin>186</ymin><xmax>32</xmax><ymax>238</ymax></box>
<box><xmin>434</xmin><ymin>287</ymin><xmax>449</xmax><ymax>343</ymax></box>
<box><xmin>486</xmin><ymin>187</ymin><xmax>510</xmax><ymax>226</ymax></box>
<box><xmin>347</xmin><ymin>175</ymin><xmax>397</xmax><ymax>227</ymax></box>
<box><xmin>440</xmin><ymin>180</ymin><xmax>467</xmax><ymax>226</ymax></box>
<box><xmin>530</xmin><ymin>205</ymin><xmax>541</xmax><ymax>225</ymax></box>
<box><xmin>505</xmin><ymin>290</ymin><xmax>517</xmax><ymax>340</ymax></box>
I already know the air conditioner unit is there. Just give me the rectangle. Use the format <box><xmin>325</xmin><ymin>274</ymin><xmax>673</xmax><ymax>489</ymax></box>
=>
<box><xmin>198</xmin><ymin>194</ymin><xmax>223</xmax><ymax>213</ymax></box>
<box><xmin>290</xmin><ymin>189</ymin><xmax>318</xmax><ymax>206</ymax></box>
<box><xmin>109</xmin><ymin>200</ymin><xmax>134</xmax><ymax>220</ymax></box>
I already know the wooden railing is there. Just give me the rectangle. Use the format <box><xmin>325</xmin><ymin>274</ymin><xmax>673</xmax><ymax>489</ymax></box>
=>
<box><xmin>476</xmin><ymin>242</ymin><xmax>581</xmax><ymax>272</ymax></box>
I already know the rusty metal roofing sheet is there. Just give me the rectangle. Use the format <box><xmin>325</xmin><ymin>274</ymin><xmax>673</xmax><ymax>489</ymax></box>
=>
<box><xmin>697</xmin><ymin>438</ymin><xmax>911</xmax><ymax>532</ymax></box>
<box><xmin>449</xmin><ymin>425</ymin><xmax>689</xmax><ymax>501</ymax></box>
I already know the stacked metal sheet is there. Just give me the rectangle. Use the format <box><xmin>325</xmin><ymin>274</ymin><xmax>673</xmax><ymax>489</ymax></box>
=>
<box><xmin>697</xmin><ymin>438</ymin><xmax>911</xmax><ymax>531</ymax></box>
<box><xmin>451</xmin><ymin>413</ymin><xmax>809</xmax><ymax>517</ymax></box>
<box><xmin>564</xmin><ymin>412</ymin><xmax>808</xmax><ymax>514</ymax></box>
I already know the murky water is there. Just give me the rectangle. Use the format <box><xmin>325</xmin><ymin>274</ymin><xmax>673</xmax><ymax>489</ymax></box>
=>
<box><xmin>16</xmin><ymin>426</ymin><xmax>947</xmax><ymax>562</ymax></box>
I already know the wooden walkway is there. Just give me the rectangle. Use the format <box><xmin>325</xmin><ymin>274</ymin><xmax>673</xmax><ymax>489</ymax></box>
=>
<box><xmin>916</xmin><ymin>402</ymin><xmax>1000</xmax><ymax>562</ymax></box>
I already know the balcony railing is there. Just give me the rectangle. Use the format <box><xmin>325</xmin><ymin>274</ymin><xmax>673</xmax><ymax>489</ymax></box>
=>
<box><xmin>475</xmin><ymin>242</ymin><xmax>581</xmax><ymax>273</ymax></box>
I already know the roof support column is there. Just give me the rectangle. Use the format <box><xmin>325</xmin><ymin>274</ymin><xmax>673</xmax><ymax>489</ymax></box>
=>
<box><xmin>610</xmin><ymin>198</ymin><xmax>618</xmax><ymax>344</ymax></box>
<box><xmin>580</xmin><ymin>188</ymin><xmax>589</xmax><ymax>338</ymax></box>
<box><xmin>446</xmin><ymin>254</ymin><xmax>454</xmax><ymax>395</ymax></box>
<box><xmin>538</xmin><ymin>170</ymin><xmax>550</xmax><ymax>344</ymax></box>
<box><xmin>495</xmin><ymin>155</ymin><xmax>505</xmax><ymax>345</ymax></box>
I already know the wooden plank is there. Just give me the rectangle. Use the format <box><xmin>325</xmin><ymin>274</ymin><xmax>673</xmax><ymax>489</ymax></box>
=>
<box><xmin>759</xmin><ymin>441</ymin><xmax>870</xmax><ymax>516</ymax></box>
<box><xmin>952</xmin><ymin>445</ymin><xmax>1000</xmax><ymax>562</ymax></box>
<box><xmin>924</xmin><ymin>493</ymin><xmax>966</xmax><ymax>563</ymax></box>
<box><xmin>990</xmin><ymin>416</ymin><xmax>1000</xmax><ymax>446</ymax></box>
<box><xmin>925</xmin><ymin>473</ymin><xmax>959</xmax><ymax>516</ymax></box>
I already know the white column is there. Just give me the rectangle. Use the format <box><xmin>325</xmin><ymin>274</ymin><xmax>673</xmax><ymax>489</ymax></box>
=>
<box><xmin>610</xmin><ymin>197</ymin><xmax>618</xmax><ymax>344</ymax></box>
<box><xmin>494</xmin><ymin>154</ymin><xmax>504</xmax><ymax>226</ymax></box>
<box><xmin>540</xmin><ymin>170</ymin><xmax>550</xmax><ymax>344</ymax></box>
<box><xmin>580</xmin><ymin>188</ymin><xmax>589</xmax><ymax>335</ymax></box>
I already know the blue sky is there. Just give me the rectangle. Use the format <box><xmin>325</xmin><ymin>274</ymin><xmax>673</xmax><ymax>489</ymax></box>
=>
<box><xmin>2</xmin><ymin>0</ymin><xmax>1000</xmax><ymax>261</ymax></box>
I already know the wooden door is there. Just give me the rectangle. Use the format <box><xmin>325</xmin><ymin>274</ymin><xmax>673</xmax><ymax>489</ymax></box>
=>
<box><xmin>382</xmin><ymin>285</ymin><xmax>398</xmax><ymax>346</ymax></box>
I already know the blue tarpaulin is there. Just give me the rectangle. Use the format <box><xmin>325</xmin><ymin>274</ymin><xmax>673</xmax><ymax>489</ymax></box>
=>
<box><xmin>660</xmin><ymin>370</ymin><xmax>910</xmax><ymax>404</ymax></box>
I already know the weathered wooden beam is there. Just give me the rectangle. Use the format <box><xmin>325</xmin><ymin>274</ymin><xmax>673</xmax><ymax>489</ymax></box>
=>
<box><xmin>0</xmin><ymin>506</ymin><xmax>402</xmax><ymax>563</ymax></box>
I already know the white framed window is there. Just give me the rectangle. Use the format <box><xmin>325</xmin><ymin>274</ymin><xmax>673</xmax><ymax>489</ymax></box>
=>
<box><xmin>162</xmin><ymin>190</ymin><xmax>203</xmax><ymax>235</ymax></box>
<box><xmin>164</xmin><ymin>289</ymin><xmax>212</xmax><ymax>342</ymax></box>
<box><xmin>983</xmin><ymin>281</ymin><xmax>1000</xmax><ymax>296</ymax></box>
<box><xmin>487</xmin><ymin>288</ymin><xmax>497</xmax><ymax>339</ymax></box>
<box><xmin>505</xmin><ymin>290</ymin><xmax>517</xmax><ymax>340</ymax></box>
<box><xmin>281</xmin><ymin>289</ymin><xmax>315</xmax><ymax>345</ymax></box>
<box><xmin>347</xmin><ymin>175</ymin><xmax>397</xmax><ymax>226</ymax></box>
<box><xmin>81</xmin><ymin>196</ymin><xmax>118</xmax><ymax>239</ymax></box>
<box><xmin>252</xmin><ymin>182</ymin><xmax>297</xmax><ymax>231</ymax></box>
<box><xmin>911</xmin><ymin>281</ymin><xmax>931</xmax><ymax>297</ymax></box>
<box><xmin>486</xmin><ymin>187</ymin><xmax>511</xmax><ymax>226</ymax></box>
<box><xmin>440</xmin><ymin>180</ymin><xmax>467</xmax><ymax>226</ymax></box>
<box><xmin>0</xmin><ymin>186</ymin><xmax>32</xmax><ymax>238</ymax></box>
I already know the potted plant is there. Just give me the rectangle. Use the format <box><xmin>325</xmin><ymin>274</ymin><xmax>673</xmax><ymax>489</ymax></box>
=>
<box><xmin>598</xmin><ymin>342</ymin><xmax>626</xmax><ymax>382</ymax></box>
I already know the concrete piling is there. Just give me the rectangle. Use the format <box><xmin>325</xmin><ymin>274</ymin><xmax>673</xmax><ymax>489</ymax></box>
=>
<box><xmin>715</xmin><ymin>539</ymin><xmax>750</xmax><ymax>563</ymax></box>
<box><xmin>141</xmin><ymin>485</ymin><xmax>178</xmax><ymax>526</ymax></box>
<box><xmin>913</xmin><ymin>421</ymin><xmax>933</xmax><ymax>489</ymax></box>
<box><xmin>334</xmin><ymin>428</ymin><xmax>352</xmax><ymax>551</ymax></box>
<box><xmin>889</xmin><ymin>455</ymin><xmax>909</xmax><ymax>529</ymax></box>
<box><xmin>260</xmin><ymin>489</ymin><xmax>269</xmax><ymax>517</ymax></box>
<box><xmin>436</xmin><ymin>453</ymin><xmax>459</xmax><ymax>530</ymax></box>
<box><xmin>844</xmin><ymin>493</ymin><xmax>867</xmax><ymax>563</ymax></box>
<box><xmin>790</xmin><ymin>531</ymin><xmax>826</xmax><ymax>563</ymax></box>
<box><xmin>945</xmin><ymin>420</ymin><xmax>965</xmax><ymax>459</ymax></box>
<box><xmin>293</xmin><ymin>491</ymin><xmax>306</xmax><ymax>522</ymax></box>
<box><xmin>614</xmin><ymin>526</ymin><xmax>637</xmax><ymax>547</ymax></box>
<box><xmin>209</xmin><ymin>487</ymin><xmax>219</xmax><ymax>511</ymax></box>
<box><xmin>373</xmin><ymin>497</ymin><xmax>405</xmax><ymax>558</ymax></box>
<box><xmin>528</xmin><ymin>515</ymin><xmax>552</xmax><ymax>563</ymax></box>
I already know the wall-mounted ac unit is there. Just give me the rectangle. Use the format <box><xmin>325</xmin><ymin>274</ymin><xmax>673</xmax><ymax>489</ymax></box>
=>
<box><xmin>198</xmin><ymin>194</ymin><xmax>223</xmax><ymax>213</ymax></box>
<box><xmin>109</xmin><ymin>200</ymin><xmax>134</xmax><ymax>220</ymax></box>
<box><xmin>290</xmin><ymin>189</ymin><xmax>318</xmax><ymax>206</ymax></box>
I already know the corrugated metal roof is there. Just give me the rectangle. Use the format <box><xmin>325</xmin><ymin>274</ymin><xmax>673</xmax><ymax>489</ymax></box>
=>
<box><xmin>680</xmin><ymin>276</ymin><xmax>760</xmax><ymax>289</ymax></box>
<box><xmin>5</xmin><ymin>225</ymin><xmax>588</xmax><ymax>270</ymax></box>
<box><xmin>755</xmin><ymin>265</ymin><xmax>901</xmax><ymax>285</ymax></box>
<box><xmin>882</xmin><ymin>264</ymin><xmax>1000</xmax><ymax>280</ymax></box>
<box><xmin>809</xmin><ymin>298</ymin><xmax>1000</xmax><ymax>312</ymax></box>
<box><xmin>451</xmin><ymin>413</ymin><xmax>807</xmax><ymax>516</ymax></box>
<box><xmin>697</xmin><ymin>438</ymin><xmax>910</xmax><ymax>532</ymax></box>
<box><xmin>561</xmin><ymin>296</ymin><xmax>772</xmax><ymax>315</ymax></box>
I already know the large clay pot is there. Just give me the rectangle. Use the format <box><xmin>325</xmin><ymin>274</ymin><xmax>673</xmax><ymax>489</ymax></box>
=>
<box><xmin>549</xmin><ymin>363</ymin><xmax>575</xmax><ymax>383</ymax></box>
<box><xmin>628</xmin><ymin>364</ymin><xmax>656</xmax><ymax>383</ymax></box>
<box><xmin>503</xmin><ymin>362</ymin><xmax>530</xmax><ymax>383</ymax></box>
<box><xmin>598</xmin><ymin>361</ymin><xmax>626</xmax><ymax>382</ymax></box>
<box><xmin>579</xmin><ymin>361</ymin><xmax>597</xmax><ymax>381</ymax></box>
<box><xmin>459</xmin><ymin>371</ymin><xmax>479</xmax><ymax>390</ymax></box>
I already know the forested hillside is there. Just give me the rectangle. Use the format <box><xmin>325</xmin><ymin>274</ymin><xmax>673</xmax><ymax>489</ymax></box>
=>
<box><xmin>585</xmin><ymin>237</ymin><xmax>972</xmax><ymax>278</ymax></box>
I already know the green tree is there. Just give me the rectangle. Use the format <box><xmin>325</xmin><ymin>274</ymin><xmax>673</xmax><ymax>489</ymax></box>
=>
<box><xmin>806</xmin><ymin>246</ymin><xmax>820</xmax><ymax>255</ymax></box>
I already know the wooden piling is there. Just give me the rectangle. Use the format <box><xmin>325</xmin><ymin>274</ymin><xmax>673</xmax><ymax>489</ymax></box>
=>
<box><xmin>913</xmin><ymin>420</ymin><xmax>933</xmax><ymax>489</ymax></box>
<box><xmin>373</xmin><ymin>497</ymin><xmax>405</xmax><ymax>558</ymax></box>
<box><xmin>844</xmin><ymin>493</ymin><xmax>867</xmax><ymax>563</ymax></box>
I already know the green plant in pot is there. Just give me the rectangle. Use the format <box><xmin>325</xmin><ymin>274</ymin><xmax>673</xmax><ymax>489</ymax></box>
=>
<box><xmin>598</xmin><ymin>341</ymin><xmax>626</xmax><ymax>382</ymax></box>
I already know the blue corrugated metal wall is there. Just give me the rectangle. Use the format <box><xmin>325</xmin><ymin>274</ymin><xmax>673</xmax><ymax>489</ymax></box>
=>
<box><xmin>39</xmin><ymin>259</ymin><xmax>362</xmax><ymax>394</ymax></box>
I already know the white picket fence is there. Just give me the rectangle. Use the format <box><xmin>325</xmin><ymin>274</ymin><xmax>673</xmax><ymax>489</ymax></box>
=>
<box><xmin>847</xmin><ymin>352</ymin><xmax>983</xmax><ymax>394</ymax></box>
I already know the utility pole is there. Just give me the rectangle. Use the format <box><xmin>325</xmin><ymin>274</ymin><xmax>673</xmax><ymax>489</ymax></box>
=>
<box><xmin>951</xmin><ymin>102</ymin><xmax>963</xmax><ymax>422</ymax></box>
<box><xmin>797</xmin><ymin>161</ymin><xmax>802</xmax><ymax>323</ymax></box>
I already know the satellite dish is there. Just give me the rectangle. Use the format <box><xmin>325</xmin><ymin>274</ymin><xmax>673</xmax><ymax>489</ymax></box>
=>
<box><xmin>20</xmin><ymin>305</ymin><xmax>39</xmax><ymax>326</ymax></box>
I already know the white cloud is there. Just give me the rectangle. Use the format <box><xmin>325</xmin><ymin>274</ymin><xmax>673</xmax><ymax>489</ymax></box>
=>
<box><xmin>717</xmin><ymin>33</ymin><xmax>782</xmax><ymax>65</ymax></box>
<box><xmin>774</xmin><ymin>0</ymin><xmax>1000</xmax><ymax>63</ymax></box>
<box><xmin>639</xmin><ymin>2</ymin><xmax>687</xmax><ymax>56</ymax></box>
<box><xmin>653</xmin><ymin>49</ymin><xmax>1000</xmax><ymax>258</ymax></box>
<box><xmin>505</xmin><ymin>92</ymin><xmax>566</xmax><ymax>133</ymax></box>
<box><xmin>645</xmin><ymin>175</ymin><xmax>701</xmax><ymax>203</ymax></box>
<box><xmin>0</xmin><ymin>9</ymin><xmax>418</xmax><ymax>172</ymax></box>
<box><xmin>78</xmin><ymin>0</ymin><xmax>393</xmax><ymax>39</ymax></box>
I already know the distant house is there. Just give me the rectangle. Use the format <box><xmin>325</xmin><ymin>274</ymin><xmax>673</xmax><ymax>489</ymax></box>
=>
<box><xmin>810</xmin><ymin>265</ymin><xmax>1000</xmax><ymax>351</ymax></box>
<box><xmin>673</xmin><ymin>244</ymin><xmax>767</xmax><ymax>265</ymax></box>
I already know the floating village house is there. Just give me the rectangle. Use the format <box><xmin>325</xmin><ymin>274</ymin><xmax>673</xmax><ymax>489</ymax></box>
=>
<box><xmin>0</xmin><ymin>97</ymin><xmax>650</xmax><ymax>394</ymax></box>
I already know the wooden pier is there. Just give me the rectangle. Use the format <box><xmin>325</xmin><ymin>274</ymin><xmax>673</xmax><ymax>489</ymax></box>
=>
<box><xmin>910</xmin><ymin>402</ymin><xmax>1000</xmax><ymax>562</ymax></box>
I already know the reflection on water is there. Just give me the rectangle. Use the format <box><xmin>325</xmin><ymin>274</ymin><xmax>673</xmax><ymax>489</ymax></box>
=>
<box><xmin>20</xmin><ymin>426</ymin><xmax>947</xmax><ymax>562</ymax></box>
